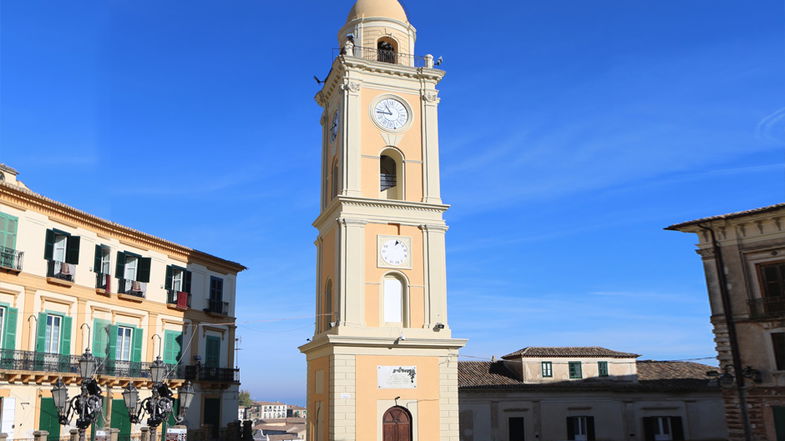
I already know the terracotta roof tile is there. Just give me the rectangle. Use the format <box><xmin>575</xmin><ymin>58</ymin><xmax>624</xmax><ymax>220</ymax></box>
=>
<box><xmin>458</xmin><ymin>361</ymin><xmax>718</xmax><ymax>393</ymax></box>
<box><xmin>501</xmin><ymin>347</ymin><xmax>640</xmax><ymax>360</ymax></box>
<box><xmin>666</xmin><ymin>202</ymin><xmax>785</xmax><ymax>230</ymax></box>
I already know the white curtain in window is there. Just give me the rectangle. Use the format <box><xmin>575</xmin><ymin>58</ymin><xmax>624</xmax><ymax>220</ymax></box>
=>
<box><xmin>53</xmin><ymin>236</ymin><xmax>67</xmax><ymax>262</ymax></box>
<box><xmin>383</xmin><ymin>277</ymin><xmax>403</xmax><ymax>323</ymax></box>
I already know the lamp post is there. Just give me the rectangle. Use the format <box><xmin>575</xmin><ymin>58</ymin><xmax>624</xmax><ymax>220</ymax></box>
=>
<box><xmin>51</xmin><ymin>350</ymin><xmax>103</xmax><ymax>441</ymax></box>
<box><xmin>123</xmin><ymin>357</ymin><xmax>195</xmax><ymax>440</ymax></box>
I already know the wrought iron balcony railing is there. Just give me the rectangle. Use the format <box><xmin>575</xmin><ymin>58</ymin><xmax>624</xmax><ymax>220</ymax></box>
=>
<box><xmin>0</xmin><ymin>349</ymin><xmax>182</xmax><ymax>379</ymax></box>
<box><xmin>167</xmin><ymin>290</ymin><xmax>192</xmax><ymax>309</ymax></box>
<box><xmin>0</xmin><ymin>246</ymin><xmax>23</xmax><ymax>271</ymax></box>
<box><xmin>749</xmin><ymin>296</ymin><xmax>785</xmax><ymax>320</ymax></box>
<box><xmin>47</xmin><ymin>260</ymin><xmax>76</xmax><ymax>281</ymax></box>
<box><xmin>205</xmin><ymin>299</ymin><xmax>229</xmax><ymax>315</ymax></box>
<box><xmin>95</xmin><ymin>272</ymin><xmax>111</xmax><ymax>292</ymax></box>
<box><xmin>334</xmin><ymin>46</ymin><xmax>431</xmax><ymax>68</ymax></box>
<box><xmin>119</xmin><ymin>279</ymin><xmax>147</xmax><ymax>297</ymax></box>
<box><xmin>184</xmin><ymin>365</ymin><xmax>239</xmax><ymax>383</ymax></box>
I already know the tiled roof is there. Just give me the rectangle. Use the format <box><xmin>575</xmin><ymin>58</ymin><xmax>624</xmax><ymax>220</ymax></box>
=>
<box><xmin>458</xmin><ymin>361</ymin><xmax>717</xmax><ymax>393</ymax></box>
<box><xmin>666</xmin><ymin>202</ymin><xmax>785</xmax><ymax>230</ymax></box>
<box><xmin>501</xmin><ymin>347</ymin><xmax>640</xmax><ymax>360</ymax></box>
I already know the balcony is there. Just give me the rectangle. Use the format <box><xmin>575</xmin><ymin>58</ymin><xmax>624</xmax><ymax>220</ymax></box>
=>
<box><xmin>749</xmin><ymin>296</ymin><xmax>785</xmax><ymax>320</ymax></box>
<box><xmin>184</xmin><ymin>364</ymin><xmax>239</xmax><ymax>383</ymax></box>
<box><xmin>47</xmin><ymin>260</ymin><xmax>76</xmax><ymax>282</ymax></box>
<box><xmin>0</xmin><ymin>247</ymin><xmax>23</xmax><ymax>272</ymax></box>
<box><xmin>167</xmin><ymin>291</ymin><xmax>191</xmax><ymax>311</ymax></box>
<box><xmin>95</xmin><ymin>273</ymin><xmax>111</xmax><ymax>294</ymax></box>
<box><xmin>0</xmin><ymin>349</ymin><xmax>182</xmax><ymax>380</ymax></box>
<box><xmin>119</xmin><ymin>279</ymin><xmax>147</xmax><ymax>297</ymax></box>
<box><xmin>336</xmin><ymin>45</ymin><xmax>431</xmax><ymax>68</ymax></box>
<box><xmin>204</xmin><ymin>299</ymin><xmax>229</xmax><ymax>316</ymax></box>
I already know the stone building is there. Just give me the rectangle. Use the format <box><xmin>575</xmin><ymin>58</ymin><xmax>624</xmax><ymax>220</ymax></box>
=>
<box><xmin>458</xmin><ymin>346</ymin><xmax>727</xmax><ymax>441</ymax></box>
<box><xmin>0</xmin><ymin>164</ymin><xmax>244</xmax><ymax>440</ymax></box>
<box><xmin>668</xmin><ymin>203</ymin><xmax>785</xmax><ymax>441</ymax></box>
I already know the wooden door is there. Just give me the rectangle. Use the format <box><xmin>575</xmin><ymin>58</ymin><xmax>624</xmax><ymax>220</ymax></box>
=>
<box><xmin>383</xmin><ymin>407</ymin><xmax>412</xmax><ymax>441</ymax></box>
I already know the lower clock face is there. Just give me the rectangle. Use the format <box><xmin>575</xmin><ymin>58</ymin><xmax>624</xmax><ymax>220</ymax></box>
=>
<box><xmin>381</xmin><ymin>239</ymin><xmax>409</xmax><ymax>266</ymax></box>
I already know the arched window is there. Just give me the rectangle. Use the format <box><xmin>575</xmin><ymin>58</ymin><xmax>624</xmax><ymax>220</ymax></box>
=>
<box><xmin>383</xmin><ymin>406</ymin><xmax>412</xmax><ymax>441</ymax></box>
<box><xmin>377</xmin><ymin>38</ymin><xmax>398</xmax><ymax>64</ymax></box>
<box><xmin>331</xmin><ymin>160</ymin><xmax>340</xmax><ymax>199</ymax></box>
<box><xmin>380</xmin><ymin>149</ymin><xmax>403</xmax><ymax>200</ymax></box>
<box><xmin>383</xmin><ymin>274</ymin><xmax>407</xmax><ymax>325</ymax></box>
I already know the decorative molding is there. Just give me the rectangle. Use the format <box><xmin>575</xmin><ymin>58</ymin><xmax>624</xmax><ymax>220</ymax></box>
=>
<box><xmin>380</xmin><ymin>132</ymin><xmax>403</xmax><ymax>147</ymax></box>
<box><xmin>422</xmin><ymin>91</ymin><xmax>440</xmax><ymax>104</ymax></box>
<box><xmin>341</xmin><ymin>80</ymin><xmax>362</xmax><ymax>94</ymax></box>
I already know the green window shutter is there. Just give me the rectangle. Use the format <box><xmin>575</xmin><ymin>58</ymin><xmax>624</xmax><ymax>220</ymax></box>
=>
<box><xmin>39</xmin><ymin>398</ymin><xmax>61</xmax><ymax>440</ymax></box>
<box><xmin>65</xmin><ymin>236</ymin><xmax>80</xmax><ymax>265</ymax></box>
<box><xmin>184</xmin><ymin>271</ymin><xmax>192</xmax><ymax>293</ymax></box>
<box><xmin>92</xmin><ymin>319</ymin><xmax>110</xmax><ymax>358</ymax></box>
<box><xmin>107</xmin><ymin>325</ymin><xmax>119</xmax><ymax>361</ymax></box>
<box><xmin>0</xmin><ymin>213</ymin><xmax>18</xmax><ymax>250</ymax></box>
<box><xmin>598</xmin><ymin>361</ymin><xmax>608</xmax><ymax>377</ymax></box>
<box><xmin>94</xmin><ymin>245</ymin><xmax>102</xmax><ymax>273</ymax></box>
<box><xmin>36</xmin><ymin>312</ymin><xmax>48</xmax><ymax>353</ymax></box>
<box><xmin>44</xmin><ymin>229</ymin><xmax>55</xmax><ymax>260</ymax></box>
<box><xmin>165</xmin><ymin>266</ymin><xmax>173</xmax><ymax>291</ymax></box>
<box><xmin>60</xmin><ymin>316</ymin><xmax>72</xmax><ymax>356</ymax></box>
<box><xmin>131</xmin><ymin>327</ymin><xmax>143</xmax><ymax>362</ymax></box>
<box><xmin>3</xmin><ymin>307</ymin><xmax>18</xmax><ymax>350</ymax></box>
<box><xmin>205</xmin><ymin>336</ymin><xmax>220</xmax><ymax>368</ymax></box>
<box><xmin>163</xmin><ymin>330</ymin><xmax>183</xmax><ymax>364</ymax></box>
<box><xmin>138</xmin><ymin>258</ymin><xmax>152</xmax><ymax>283</ymax></box>
<box><xmin>115</xmin><ymin>252</ymin><xmax>126</xmax><ymax>279</ymax></box>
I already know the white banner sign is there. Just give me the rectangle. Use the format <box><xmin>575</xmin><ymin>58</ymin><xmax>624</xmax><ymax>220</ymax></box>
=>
<box><xmin>166</xmin><ymin>427</ymin><xmax>188</xmax><ymax>441</ymax></box>
<box><xmin>377</xmin><ymin>366</ymin><xmax>417</xmax><ymax>389</ymax></box>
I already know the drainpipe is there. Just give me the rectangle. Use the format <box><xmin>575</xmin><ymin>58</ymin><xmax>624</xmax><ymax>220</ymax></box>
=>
<box><xmin>699</xmin><ymin>224</ymin><xmax>752</xmax><ymax>441</ymax></box>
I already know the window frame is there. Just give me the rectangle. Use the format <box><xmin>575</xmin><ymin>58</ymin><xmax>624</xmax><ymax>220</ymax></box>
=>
<box><xmin>0</xmin><ymin>306</ymin><xmax>5</xmax><ymax>343</ymax></box>
<box><xmin>45</xmin><ymin>314</ymin><xmax>62</xmax><ymax>354</ymax></box>
<box><xmin>758</xmin><ymin>260</ymin><xmax>785</xmax><ymax>298</ymax></box>
<box><xmin>771</xmin><ymin>331</ymin><xmax>785</xmax><ymax>371</ymax></box>
<box><xmin>541</xmin><ymin>361</ymin><xmax>553</xmax><ymax>378</ymax></box>
<box><xmin>116</xmin><ymin>326</ymin><xmax>133</xmax><ymax>361</ymax></box>
<box><xmin>568</xmin><ymin>361</ymin><xmax>583</xmax><ymax>379</ymax></box>
<box><xmin>598</xmin><ymin>361</ymin><xmax>609</xmax><ymax>377</ymax></box>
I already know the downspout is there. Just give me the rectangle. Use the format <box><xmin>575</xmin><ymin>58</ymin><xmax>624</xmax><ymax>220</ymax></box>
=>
<box><xmin>698</xmin><ymin>223</ymin><xmax>752</xmax><ymax>441</ymax></box>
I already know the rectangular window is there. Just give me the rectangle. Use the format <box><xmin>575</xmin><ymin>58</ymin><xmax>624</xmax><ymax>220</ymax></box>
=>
<box><xmin>124</xmin><ymin>255</ymin><xmax>138</xmax><ymax>281</ymax></box>
<box><xmin>210</xmin><ymin>276</ymin><xmax>224</xmax><ymax>301</ymax></box>
<box><xmin>760</xmin><ymin>262</ymin><xmax>785</xmax><ymax>298</ymax></box>
<box><xmin>542</xmin><ymin>361</ymin><xmax>553</xmax><ymax>378</ymax></box>
<box><xmin>97</xmin><ymin>246</ymin><xmax>111</xmax><ymax>274</ymax></box>
<box><xmin>508</xmin><ymin>417</ymin><xmax>524</xmax><ymax>441</ymax></box>
<box><xmin>171</xmin><ymin>270</ymin><xmax>183</xmax><ymax>292</ymax></box>
<box><xmin>0</xmin><ymin>212</ymin><xmax>18</xmax><ymax>250</ymax></box>
<box><xmin>569</xmin><ymin>361</ymin><xmax>583</xmax><ymax>379</ymax></box>
<box><xmin>53</xmin><ymin>235</ymin><xmax>67</xmax><ymax>262</ymax></box>
<box><xmin>772</xmin><ymin>332</ymin><xmax>785</xmax><ymax>371</ymax></box>
<box><xmin>45</xmin><ymin>315</ymin><xmax>62</xmax><ymax>354</ymax></box>
<box><xmin>567</xmin><ymin>416</ymin><xmax>595</xmax><ymax>441</ymax></box>
<box><xmin>598</xmin><ymin>361</ymin><xmax>609</xmax><ymax>377</ymax></box>
<box><xmin>644</xmin><ymin>416</ymin><xmax>684</xmax><ymax>441</ymax></box>
<box><xmin>116</xmin><ymin>326</ymin><xmax>133</xmax><ymax>361</ymax></box>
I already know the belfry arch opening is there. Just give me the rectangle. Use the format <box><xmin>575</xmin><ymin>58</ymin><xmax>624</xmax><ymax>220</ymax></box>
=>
<box><xmin>377</xmin><ymin>38</ymin><xmax>398</xmax><ymax>64</ymax></box>
<box><xmin>380</xmin><ymin>148</ymin><xmax>403</xmax><ymax>200</ymax></box>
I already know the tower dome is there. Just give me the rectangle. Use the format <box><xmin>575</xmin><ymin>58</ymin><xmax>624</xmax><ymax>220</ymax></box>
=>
<box><xmin>346</xmin><ymin>0</ymin><xmax>408</xmax><ymax>24</ymax></box>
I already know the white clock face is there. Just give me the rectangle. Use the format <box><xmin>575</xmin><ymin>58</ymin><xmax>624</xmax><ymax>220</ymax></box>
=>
<box><xmin>373</xmin><ymin>98</ymin><xmax>409</xmax><ymax>131</ymax></box>
<box><xmin>381</xmin><ymin>239</ymin><xmax>409</xmax><ymax>266</ymax></box>
<box><xmin>330</xmin><ymin>110</ymin><xmax>339</xmax><ymax>142</ymax></box>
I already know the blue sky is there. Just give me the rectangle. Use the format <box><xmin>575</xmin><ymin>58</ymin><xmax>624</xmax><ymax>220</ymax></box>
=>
<box><xmin>2</xmin><ymin>0</ymin><xmax>783</xmax><ymax>405</ymax></box>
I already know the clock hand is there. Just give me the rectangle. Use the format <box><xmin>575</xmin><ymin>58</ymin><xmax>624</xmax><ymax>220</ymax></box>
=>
<box><xmin>376</xmin><ymin>110</ymin><xmax>393</xmax><ymax>115</ymax></box>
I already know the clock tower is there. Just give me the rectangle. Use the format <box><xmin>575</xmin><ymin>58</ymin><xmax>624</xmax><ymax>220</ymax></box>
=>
<box><xmin>300</xmin><ymin>1</ymin><xmax>466</xmax><ymax>440</ymax></box>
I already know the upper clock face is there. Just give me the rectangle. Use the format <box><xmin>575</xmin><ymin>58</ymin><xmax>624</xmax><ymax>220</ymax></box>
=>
<box><xmin>330</xmin><ymin>110</ymin><xmax>339</xmax><ymax>142</ymax></box>
<box><xmin>381</xmin><ymin>238</ymin><xmax>409</xmax><ymax>266</ymax></box>
<box><xmin>373</xmin><ymin>98</ymin><xmax>409</xmax><ymax>131</ymax></box>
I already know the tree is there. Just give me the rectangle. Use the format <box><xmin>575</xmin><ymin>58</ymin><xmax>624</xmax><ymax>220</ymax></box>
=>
<box><xmin>238</xmin><ymin>390</ymin><xmax>253</xmax><ymax>407</ymax></box>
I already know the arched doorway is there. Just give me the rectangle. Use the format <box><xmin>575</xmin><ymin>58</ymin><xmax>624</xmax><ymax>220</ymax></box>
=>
<box><xmin>383</xmin><ymin>406</ymin><xmax>412</xmax><ymax>441</ymax></box>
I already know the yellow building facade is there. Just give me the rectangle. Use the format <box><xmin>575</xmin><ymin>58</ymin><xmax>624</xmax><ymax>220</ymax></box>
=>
<box><xmin>0</xmin><ymin>165</ymin><xmax>245</xmax><ymax>440</ymax></box>
<box><xmin>299</xmin><ymin>1</ymin><xmax>466</xmax><ymax>440</ymax></box>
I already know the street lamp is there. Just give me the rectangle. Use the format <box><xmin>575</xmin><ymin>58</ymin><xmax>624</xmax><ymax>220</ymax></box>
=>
<box><xmin>123</xmin><ymin>357</ymin><xmax>194</xmax><ymax>440</ymax></box>
<box><xmin>50</xmin><ymin>350</ymin><xmax>104</xmax><ymax>441</ymax></box>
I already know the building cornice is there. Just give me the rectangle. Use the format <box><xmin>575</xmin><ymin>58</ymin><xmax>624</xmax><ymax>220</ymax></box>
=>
<box><xmin>0</xmin><ymin>182</ymin><xmax>246</xmax><ymax>274</ymax></box>
<box><xmin>299</xmin><ymin>334</ymin><xmax>467</xmax><ymax>354</ymax></box>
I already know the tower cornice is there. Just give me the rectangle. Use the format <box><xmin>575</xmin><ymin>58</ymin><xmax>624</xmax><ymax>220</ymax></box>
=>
<box><xmin>315</xmin><ymin>56</ymin><xmax>445</xmax><ymax>107</ymax></box>
<box><xmin>313</xmin><ymin>196</ymin><xmax>449</xmax><ymax>231</ymax></box>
